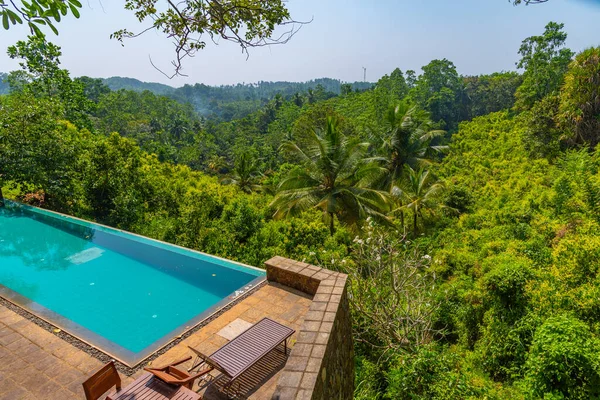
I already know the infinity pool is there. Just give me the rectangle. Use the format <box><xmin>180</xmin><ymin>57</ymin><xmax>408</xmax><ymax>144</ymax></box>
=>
<box><xmin>0</xmin><ymin>201</ymin><xmax>264</xmax><ymax>365</ymax></box>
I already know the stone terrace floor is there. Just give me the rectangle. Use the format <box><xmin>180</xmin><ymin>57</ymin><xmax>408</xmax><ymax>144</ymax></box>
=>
<box><xmin>0</xmin><ymin>282</ymin><xmax>311</xmax><ymax>400</ymax></box>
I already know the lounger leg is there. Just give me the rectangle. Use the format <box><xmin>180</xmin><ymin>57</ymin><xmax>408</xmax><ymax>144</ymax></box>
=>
<box><xmin>223</xmin><ymin>380</ymin><xmax>240</xmax><ymax>400</ymax></box>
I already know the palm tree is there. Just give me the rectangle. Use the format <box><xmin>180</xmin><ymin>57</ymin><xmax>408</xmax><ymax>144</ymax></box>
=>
<box><xmin>393</xmin><ymin>166</ymin><xmax>449</xmax><ymax>233</ymax></box>
<box><xmin>375</xmin><ymin>102</ymin><xmax>447</xmax><ymax>194</ymax></box>
<box><xmin>207</xmin><ymin>155</ymin><xmax>226</xmax><ymax>174</ymax></box>
<box><xmin>220</xmin><ymin>152</ymin><xmax>263</xmax><ymax>194</ymax></box>
<box><xmin>271</xmin><ymin>116</ymin><xmax>390</xmax><ymax>236</ymax></box>
<box><xmin>293</xmin><ymin>92</ymin><xmax>304</xmax><ymax>107</ymax></box>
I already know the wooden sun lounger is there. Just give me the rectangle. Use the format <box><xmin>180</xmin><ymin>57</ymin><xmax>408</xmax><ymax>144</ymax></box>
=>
<box><xmin>188</xmin><ymin>317</ymin><xmax>295</xmax><ymax>395</ymax></box>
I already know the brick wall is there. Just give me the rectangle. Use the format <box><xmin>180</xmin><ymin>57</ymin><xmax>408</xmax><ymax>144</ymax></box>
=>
<box><xmin>266</xmin><ymin>256</ymin><xmax>354</xmax><ymax>400</ymax></box>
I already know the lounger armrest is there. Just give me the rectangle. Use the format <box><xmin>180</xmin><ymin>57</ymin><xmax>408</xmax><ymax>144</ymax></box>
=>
<box><xmin>145</xmin><ymin>356</ymin><xmax>192</xmax><ymax>372</ymax></box>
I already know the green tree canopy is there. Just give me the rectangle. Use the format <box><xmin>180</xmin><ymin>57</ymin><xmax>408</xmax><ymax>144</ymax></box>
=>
<box><xmin>557</xmin><ymin>47</ymin><xmax>600</xmax><ymax>147</ymax></box>
<box><xmin>514</xmin><ymin>22</ymin><xmax>574</xmax><ymax>110</ymax></box>
<box><xmin>220</xmin><ymin>151</ymin><xmax>263</xmax><ymax>194</ymax></box>
<box><xmin>7</xmin><ymin>35</ymin><xmax>93</xmax><ymax>129</ymax></box>
<box><xmin>409</xmin><ymin>59</ymin><xmax>465</xmax><ymax>130</ymax></box>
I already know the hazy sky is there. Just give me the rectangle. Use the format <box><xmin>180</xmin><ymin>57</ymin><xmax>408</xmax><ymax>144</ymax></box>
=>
<box><xmin>1</xmin><ymin>0</ymin><xmax>600</xmax><ymax>86</ymax></box>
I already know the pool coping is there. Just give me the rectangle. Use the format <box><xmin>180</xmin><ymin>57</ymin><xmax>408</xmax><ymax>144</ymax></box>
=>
<box><xmin>0</xmin><ymin>200</ymin><xmax>267</xmax><ymax>369</ymax></box>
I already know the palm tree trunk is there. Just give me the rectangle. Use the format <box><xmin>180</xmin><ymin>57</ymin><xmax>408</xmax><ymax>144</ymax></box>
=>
<box><xmin>329</xmin><ymin>212</ymin><xmax>335</xmax><ymax>236</ymax></box>
<box><xmin>400</xmin><ymin>210</ymin><xmax>405</xmax><ymax>230</ymax></box>
<box><xmin>413</xmin><ymin>212</ymin><xmax>418</xmax><ymax>233</ymax></box>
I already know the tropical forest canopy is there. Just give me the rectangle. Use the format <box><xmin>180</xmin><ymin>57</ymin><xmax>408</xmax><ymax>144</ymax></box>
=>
<box><xmin>2</xmin><ymin>16</ymin><xmax>600</xmax><ymax>400</ymax></box>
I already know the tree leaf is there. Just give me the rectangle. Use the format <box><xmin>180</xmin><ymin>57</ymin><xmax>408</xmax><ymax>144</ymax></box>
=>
<box><xmin>7</xmin><ymin>10</ymin><xmax>23</xmax><ymax>24</ymax></box>
<box><xmin>2</xmin><ymin>13</ymin><xmax>9</xmax><ymax>30</ymax></box>
<box><xmin>69</xmin><ymin>4</ymin><xmax>80</xmax><ymax>18</ymax></box>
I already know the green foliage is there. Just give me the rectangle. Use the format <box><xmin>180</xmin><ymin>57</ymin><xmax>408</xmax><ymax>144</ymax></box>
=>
<box><xmin>83</xmin><ymin>133</ymin><xmax>148</xmax><ymax>228</ymax></box>
<box><xmin>354</xmin><ymin>356</ymin><xmax>386</xmax><ymax>400</ymax></box>
<box><xmin>463</xmin><ymin>72</ymin><xmax>522</xmax><ymax>118</ymax></box>
<box><xmin>101</xmin><ymin>77</ymin><xmax>175</xmax><ymax>96</ymax></box>
<box><xmin>0</xmin><ymin>92</ymin><xmax>86</xmax><ymax>210</ymax></box>
<box><xmin>7</xmin><ymin>35</ymin><xmax>93</xmax><ymax>129</ymax></box>
<box><xmin>374</xmin><ymin>101</ymin><xmax>446</xmax><ymax>194</ymax></box>
<box><xmin>395</xmin><ymin>166</ymin><xmax>448</xmax><ymax>233</ymax></box>
<box><xmin>220</xmin><ymin>152</ymin><xmax>263</xmax><ymax>193</ymax></box>
<box><xmin>443</xmin><ymin>185</ymin><xmax>474</xmax><ymax>214</ymax></box>
<box><xmin>93</xmin><ymin>89</ymin><xmax>200</xmax><ymax>163</ymax></box>
<box><xmin>0</xmin><ymin>0</ymin><xmax>82</xmax><ymax>36</ymax></box>
<box><xmin>409</xmin><ymin>59</ymin><xmax>465</xmax><ymax>130</ymax></box>
<box><xmin>515</xmin><ymin>22</ymin><xmax>574</xmax><ymax>111</ymax></box>
<box><xmin>272</xmin><ymin>115</ymin><xmax>391</xmax><ymax>235</ymax></box>
<box><xmin>386</xmin><ymin>345</ymin><xmax>496</xmax><ymax>400</ymax></box>
<box><xmin>221</xmin><ymin>197</ymin><xmax>264</xmax><ymax>243</ymax></box>
<box><xmin>557</xmin><ymin>47</ymin><xmax>600</xmax><ymax>147</ymax></box>
<box><xmin>523</xmin><ymin>314</ymin><xmax>600</xmax><ymax>399</ymax></box>
<box><xmin>520</xmin><ymin>93</ymin><xmax>562</xmax><ymax>158</ymax></box>
<box><xmin>477</xmin><ymin>313</ymin><xmax>540</xmax><ymax>382</ymax></box>
<box><xmin>483</xmin><ymin>254</ymin><xmax>533</xmax><ymax>313</ymax></box>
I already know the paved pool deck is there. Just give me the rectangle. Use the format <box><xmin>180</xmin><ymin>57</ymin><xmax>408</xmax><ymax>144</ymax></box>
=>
<box><xmin>0</xmin><ymin>282</ymin><xmax>311</xmax><ymax>400</ymax></box>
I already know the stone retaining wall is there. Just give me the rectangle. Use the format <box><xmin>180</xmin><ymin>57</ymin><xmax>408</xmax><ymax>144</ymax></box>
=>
<box><xmin>266</xmin><ymin>256</ymin><xmax>354</xmax><ymax>400</ymax></box>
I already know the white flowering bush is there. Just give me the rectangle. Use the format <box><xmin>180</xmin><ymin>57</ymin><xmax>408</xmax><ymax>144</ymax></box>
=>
<box><xmin>346</xmin><ymin>222</ymin><xmax>443</xmax><ymax>358</ymax></box>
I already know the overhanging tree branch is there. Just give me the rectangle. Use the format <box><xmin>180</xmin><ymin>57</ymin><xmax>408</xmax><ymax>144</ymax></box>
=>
<box><xmin>112</xmin><ymin>0</ymin><xmax>311</xmax><ymax>78</ymax></box>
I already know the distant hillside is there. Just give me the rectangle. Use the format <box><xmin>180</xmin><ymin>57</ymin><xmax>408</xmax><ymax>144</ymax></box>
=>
<box><xmin>101</xmin><ymin>76</ymin><xmax>373</xmax><ymax>120</ymax></box>
<box><xmin>0</xmin><ymin>72</ymin><xmax>373</xmax><ymax>120</ymax></box>
<box><xmin>101</xmin><ymin>77</ymin><xmax>175</xmax><ymax>96</ymax></box>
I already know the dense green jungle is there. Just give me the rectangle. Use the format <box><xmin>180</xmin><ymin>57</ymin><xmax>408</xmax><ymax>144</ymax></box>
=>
<box><xmin>2</xmin><ymin>19</ymin><xmax>600</xmax><ymax>399</ymax></box>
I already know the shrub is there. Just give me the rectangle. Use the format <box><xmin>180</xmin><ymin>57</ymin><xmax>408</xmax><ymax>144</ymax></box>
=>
<box><xmin>220</xmin><ymin>197</ymin><xmax>264</xmax><ymax>243</ymax></box>
<box><xmin>386</xmin><ymin>345</ymin><xmax>495</xmax><ymax>400</ymax></box>
<box><xmin>523</xmin><ymin>314</ymin><xmax>600</xmax><ymax>399</ymax></box>
<box><xmin>482</xmin><ymin>254</ymin><xmax>534</xmax><ymax>315</ymax></box>
<box><xmin>477</xmin><ymin>313</ymin><xmax>540</xmax><ymax>381</ymax></box>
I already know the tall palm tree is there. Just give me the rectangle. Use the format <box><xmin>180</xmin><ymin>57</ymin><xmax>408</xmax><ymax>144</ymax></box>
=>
<box><xmin>271</xmin><ymin>116</ymin><xmax>390</xmax><ymax>236</ymax></box>
<box><xmin>376</xmin><ymin>101</ymin><xmax>447</xmax><ymax>194</ymax></box>
<box><xmin>207</xmin><ymin>154</ymin><xmax>226</xmax><ymax>174</ymax></box>
<box><xmin>393</xmin><ymin>166</ymin><xmax>449</xmax><ymax>233</ymax></box>
<box><xmin>220</xmin><ymin>152</ymin><xmax>263</xmax><ymax>194</ymax></box>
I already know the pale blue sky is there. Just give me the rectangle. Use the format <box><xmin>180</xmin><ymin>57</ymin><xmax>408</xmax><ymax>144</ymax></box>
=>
<box><xmin>1</xmin><ymin>0</ymin><xmax>599</xmax><ymax>86</ymax></box>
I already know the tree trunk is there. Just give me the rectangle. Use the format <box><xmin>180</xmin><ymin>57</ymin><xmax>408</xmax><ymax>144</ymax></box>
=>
<box><xmin>413</xmin><ymin>212</ymin><xmax>418</xmax><ymax>234</ymax></box>
<box><xmin>0</xmin><ymin>186</ymin><xmax>4</xmax><ymax>207</ymax></box>
<box><xmin>329</xmin><ymin>212</ymin><xmax>335</xmax><ymax>236</ymax></box>
<box><xmin>400</xmin><ymin>209</ymin><xmax>405</xmax><ymax>230</ymax></box>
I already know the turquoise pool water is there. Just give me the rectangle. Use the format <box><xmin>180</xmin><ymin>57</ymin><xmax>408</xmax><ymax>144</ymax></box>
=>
<box><xmin>0</xmin><ymin>202</ymin><xmax>264</xmax><ymax>364</ymax></box>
